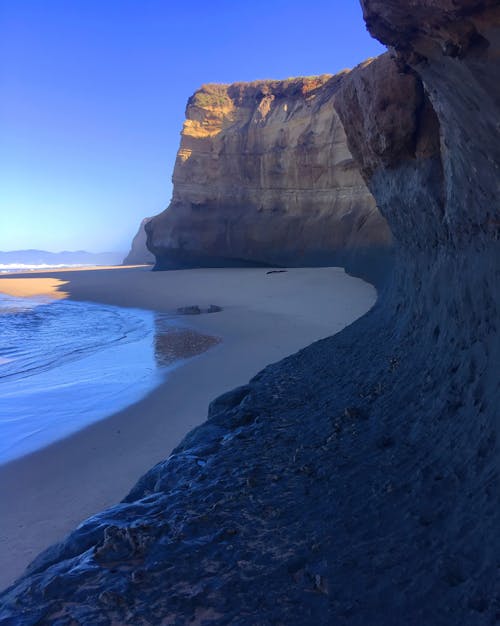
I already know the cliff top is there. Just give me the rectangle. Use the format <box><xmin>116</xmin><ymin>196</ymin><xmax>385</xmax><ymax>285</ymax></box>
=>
<box><xmin>188</xmin><ymin>72</ymin><xmax>351</xmax><ymax>111</ymax></box>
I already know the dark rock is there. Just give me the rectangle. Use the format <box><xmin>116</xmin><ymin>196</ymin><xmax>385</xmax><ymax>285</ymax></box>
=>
<box><xmin>176</xmin><ymin>305</ymin><xmax>201</xmax><ymax>315</ymax></box>
<box><xmin>176</xmin><ymin>304</ymin><xmax>223</xmax><ymax>315</ymax></box>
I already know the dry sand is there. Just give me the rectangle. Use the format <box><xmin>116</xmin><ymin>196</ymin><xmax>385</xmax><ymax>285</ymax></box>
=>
<box><xmin>0</xmin><ymin>265</ymin><xmax>376</xmax><ymax>590</ymax></box>
<box><xmin>0</xmin><ymin>277</ymin><xmax>69</xmax><ymax>299</ymax></box>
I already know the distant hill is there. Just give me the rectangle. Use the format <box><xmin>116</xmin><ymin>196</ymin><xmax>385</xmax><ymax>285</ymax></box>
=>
<box><xmin>0</xmin><ymin>249</ymin><xmax>125</xmax><ymax>268</ymax></box>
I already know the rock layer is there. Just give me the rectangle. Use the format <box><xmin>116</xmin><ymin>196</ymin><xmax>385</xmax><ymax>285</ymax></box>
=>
<box><xmin>146</xmin><ymin>75</ymin><xmax>392</xmax><ymax>285</ymax></box>
<box><xmin>123</xmin><ymin>218</ymin><xmax>154</xmax><ymax>265</ymax></box>
<box><xmin>1</xmin><ymin>2</ymin><xmax>499</xmax><ymax>624</ymax></box>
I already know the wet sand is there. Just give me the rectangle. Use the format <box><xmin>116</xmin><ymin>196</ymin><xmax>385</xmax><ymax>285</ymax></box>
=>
<box><xmin>0</xmin><ymin>265</ymin><xmax>376</xmax><ymax>590</ymax></box>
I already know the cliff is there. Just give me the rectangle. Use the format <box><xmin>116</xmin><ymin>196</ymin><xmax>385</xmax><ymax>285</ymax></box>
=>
<box><xmin>1</xmin><ymin>1</ymin><xmax>498</xmax><ymax>624</ymax></box>
<box><xmin>123</xmin><ymin>218</ymin><xmax>154</xmax><ymax>265</ymax></box>
<box><xmin>146</xmin><ymin>75</ymin><xmax>393</xmax><ymax>285</ymax></box>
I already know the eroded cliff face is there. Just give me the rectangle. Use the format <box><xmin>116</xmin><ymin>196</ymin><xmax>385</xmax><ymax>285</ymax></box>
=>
<box><xmin>146</xmin><ymin>75</ymin><xmax>392</xmax><ymax>284</ymax></box>
<box><xmin>1</xmin><ymin>2</ymin><xmax>498</xmax><ymax>624</ymax></box>
<box><xmin>332</xmin><ymin>4</ymin><xmax>500</xmax><ymax>621</ymax></box>
<box><xmin>123</xmin><ymin>218</ymin><xmax>154</xmax><ymax>265</ymax></box>
<box><xmin>358</xmin><ymin>0</ymin><xmax>500</xmax><ymax>249</ymax></box>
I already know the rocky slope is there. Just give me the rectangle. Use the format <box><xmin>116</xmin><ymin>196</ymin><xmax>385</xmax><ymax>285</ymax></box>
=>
<box><xmin>1</xmin><ymin>1</ymin><xmax>498</xmax><ymax>624</ymax></box>
<box><xmin>123</xmin><ymin>218</ymin><xmax>154</xmax><ymax>265</ymax></box>
<box><xmin>146</xmin><ymin>75</ymin><xmax>392</xmax><ymax>285</ymax></box>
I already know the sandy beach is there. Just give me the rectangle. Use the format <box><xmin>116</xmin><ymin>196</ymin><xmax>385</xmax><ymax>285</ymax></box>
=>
<box><xmin>0</xmin><ymin>265</ymin><xmax>376</xmax><ymax>590</ymax></box>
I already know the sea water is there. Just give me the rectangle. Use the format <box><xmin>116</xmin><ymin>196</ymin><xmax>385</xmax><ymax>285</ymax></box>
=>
<box><xmin>0</xmin><ymin>263</ymin><xmax>99</xmax><ymax>274</ymax></box>
<box><xmin>0</xmin><ymin>294</ymin><xmax>217</xmax><ymax>464</ymax></box>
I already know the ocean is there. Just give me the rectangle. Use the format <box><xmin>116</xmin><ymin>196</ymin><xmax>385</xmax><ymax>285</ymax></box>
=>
<box><xmin>0</xmin><ymin>263</ymin><xmax>105</xmax><ymax>274</ymax></box>
<box><xmin>0</xmin><ymin>293</ymin><xmax>219</xmax><ymax>464</ymax></box>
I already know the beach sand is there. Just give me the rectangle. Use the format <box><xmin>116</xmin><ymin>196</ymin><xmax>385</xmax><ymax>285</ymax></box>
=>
<box><xmin>0</xmin><ymin>265</ymin><xmax>376</xmax><ymax>590</ymax></box>
<box><xmin>0</xmin><ymin>277</ymin><xmax>70</xmax><ymax>299</ymax></box>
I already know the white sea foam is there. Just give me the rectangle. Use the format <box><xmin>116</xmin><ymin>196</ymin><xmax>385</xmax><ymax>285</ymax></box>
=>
<box><xmin>0</xmin><ymin>263</ymin><xmax>93</xmax><ymax>273</ymax></box>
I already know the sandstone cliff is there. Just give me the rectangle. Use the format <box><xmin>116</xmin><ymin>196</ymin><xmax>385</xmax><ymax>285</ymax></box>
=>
<box><xmin>146</xmin><ymin>75</ymin><xmax>392</xmax><ymax>284</ymax></box>
<box><xmin>123</xmin><ymin>218</ymin><xmax>154</xmax><ymax>265</ymax></box>
<box><xmin>1</xmin><ymin>2</ymin><xmax>498</xmax><ymax>624</ymax></box>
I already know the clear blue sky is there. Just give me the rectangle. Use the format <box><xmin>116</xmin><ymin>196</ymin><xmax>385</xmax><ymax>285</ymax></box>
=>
<box><xmin>0</xmin><ymin>1</ymin><xmax>384</xmax><ymax>253</ymax></box>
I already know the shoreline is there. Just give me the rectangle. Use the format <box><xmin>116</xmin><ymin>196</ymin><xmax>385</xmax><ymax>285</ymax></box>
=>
<box><xmin>0</xmin><ymin>265</ymin><xmax>376</xmax><ymax>590</ymax></box>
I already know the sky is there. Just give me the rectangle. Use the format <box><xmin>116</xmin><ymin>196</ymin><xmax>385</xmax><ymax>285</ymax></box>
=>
<box><xmin>0</xmin><ymin>0</ymin><xmax>385</xmax><ymax>254</ymax></box>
